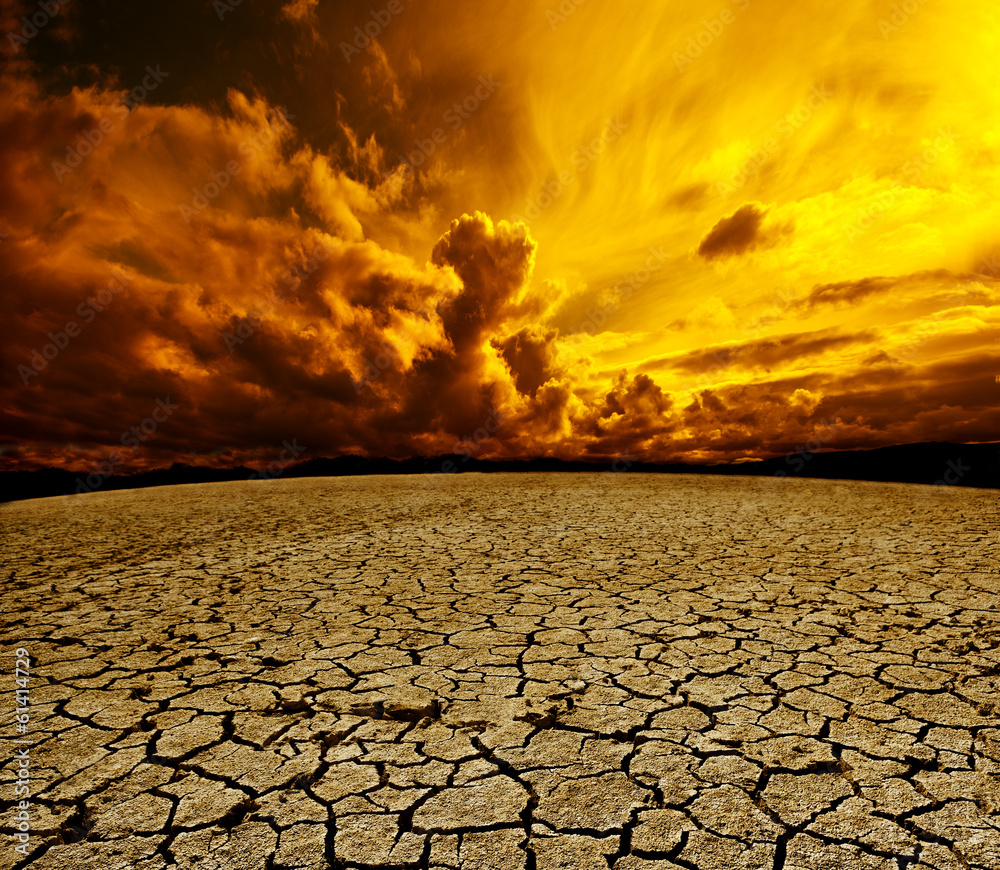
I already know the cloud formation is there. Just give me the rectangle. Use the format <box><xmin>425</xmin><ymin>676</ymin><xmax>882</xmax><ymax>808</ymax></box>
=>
<box><xmin>697</xmin><ymin>203</ymin><xmax>773</xmax><ymax>260</ymax></box>
<box><xmin>2</xmin><ymin>0</ymin><xmax>1000</xmax><ymax>472</ymax></box>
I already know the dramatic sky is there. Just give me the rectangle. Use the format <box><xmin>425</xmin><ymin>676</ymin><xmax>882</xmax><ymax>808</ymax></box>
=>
<box><xmin>2</xmin><ymin>0</ymin><xmax>999</xmax><ymax>471</ymax></box>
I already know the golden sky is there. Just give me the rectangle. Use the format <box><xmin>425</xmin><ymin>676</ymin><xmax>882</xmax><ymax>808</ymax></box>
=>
<box><xmin>1</xmin><ymin>0</ymin><xmax>998</xmax><ymax>470</ymax></box>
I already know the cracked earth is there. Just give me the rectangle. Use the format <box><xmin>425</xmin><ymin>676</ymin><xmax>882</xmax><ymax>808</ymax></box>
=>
<box><xmin>2</xmin><ymin>473</ymin><xmax>999</xmax><ymax>870</ymax></box>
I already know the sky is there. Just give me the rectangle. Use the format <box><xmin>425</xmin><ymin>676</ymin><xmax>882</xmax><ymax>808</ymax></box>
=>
<box><xmin>1</xmin><ymin>0</ymin><xmax>998</xmax><ymax>472</ymax></box>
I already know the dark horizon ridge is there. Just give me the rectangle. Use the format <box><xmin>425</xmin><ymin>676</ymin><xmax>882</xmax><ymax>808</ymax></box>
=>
<box><xmin>1</xmin><ymin>441</ymin><xmax>998</xmax><ymax>504</ymax></box>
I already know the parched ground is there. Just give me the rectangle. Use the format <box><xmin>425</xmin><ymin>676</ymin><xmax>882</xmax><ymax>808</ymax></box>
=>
<box><xmin>2</xmin><ymin>473</ymin><xmax>999</xmax><ymax>870</ymax></box>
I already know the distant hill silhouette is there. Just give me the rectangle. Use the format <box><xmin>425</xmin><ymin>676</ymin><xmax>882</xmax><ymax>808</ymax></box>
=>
<box><xmin>1</xmin><ymin>442</ymin><xmax>997</xmax><ymax>504</ymax></box>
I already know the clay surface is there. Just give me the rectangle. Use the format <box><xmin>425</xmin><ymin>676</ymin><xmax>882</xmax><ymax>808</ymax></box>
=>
<box><xmin>2</xmin><ymin>474</ymin><xmax>999</xmax><ymax>869</ymax></box>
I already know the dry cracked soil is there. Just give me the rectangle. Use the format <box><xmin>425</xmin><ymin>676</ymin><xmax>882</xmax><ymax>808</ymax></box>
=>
<box><xmin>1</xmin><ymin>473</ymin><xmax>999</xmax><ymax>870</ymax></box>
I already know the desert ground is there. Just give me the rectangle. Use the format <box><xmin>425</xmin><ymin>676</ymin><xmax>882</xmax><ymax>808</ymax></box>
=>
<box><xmin>2</xmin><ymin>473</ymin><xmax>999</xmax><ymax>870</ymax></box>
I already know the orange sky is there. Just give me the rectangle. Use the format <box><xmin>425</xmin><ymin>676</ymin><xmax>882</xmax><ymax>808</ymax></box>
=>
<box><xmin>1</xmin><ymin>0</ymin><xmax>998</xmax><ymax>471</ymax></box>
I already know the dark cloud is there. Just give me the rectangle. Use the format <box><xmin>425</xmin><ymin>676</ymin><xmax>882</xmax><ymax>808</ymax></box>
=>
<box><xmin>791</xmin><ymin>268</ymin><xmax>1000</xmax><ymax>315</ymax></box>
<box><xmin>0</xmin><ymin>83</ymin><xmax>535</xmax><ymax>468</ymax></box>
<box><xmin>495</xmin><ymin>326</ymin><xmax>559</xmax><ymax>398</ymax></box>
<box><xmin>599</xmin><ymin>373</ymin><xmax>672</xmax><ymax>419</ymax></box>
<box><xmin>648</xmin><ymin>328</ymin><xmax>873</xmax><ymax>376</ymax></box>
<box><xmin>371</xmin><ymin>213</ymin><xmax>539</xmax><ymax>442</ymax></box>
<box><xmin>685</xmin><ymin>389</ymin><xmax>727</xmax><ymax>415</ymax></box>
<box><xmin>669</xmin><ymin>183</ymin><xmax>709</xmax><ymax>210</ymax></box>
<box><xmin>432</xmin><ymin>212</ymin><xmax>536</xmax><ymax>351</ymax></box>
<box><xmin>569</xmin><ymin>372</ymin><xmax>677</xmax><ymax>459</ymax></box>
<box><xmin>697</xmin><ymin>203</ymin><xmax>768</xmax><ymax>260</ymax></box>
<box><xmin>863</xmin><ymin>350</ymin><xmax>901</xmax><ymax>368</ymax></box>
<box><xmin>672</xmin><ymin>351</ymin><xmax>1000</xmax><ymax>459</ymax></box>
<box><xmin>13</xmin><ymin>0</ymin><xmax>519</xmax><ymax>206</ymax></box>
<box><xmin>2</xmin><ymin>5</ymin><xmax>999</xmax><ymax>472</ymax></box>
<box><xmin>803</xmin><ymin>275</ymin><xmax>895</xmax><ymax>309</ymax></box>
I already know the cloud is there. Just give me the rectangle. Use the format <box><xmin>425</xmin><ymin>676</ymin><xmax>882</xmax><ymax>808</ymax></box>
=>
<box><xmin>281</xmin><ymin>0</ymin><xmax>319</xmax><ymax>23</ymax></box>
<box><xmin>495</xmin><ymin>326</ymin><xmax>560</xmax><ymax>398</ymax></box>
<box><xmin>431</xmin><ymin>212</ymin><xmax>537</xmax><ymax>352</ymax></box>
<box><xmin>600</xmin><ymin>372</ymin><xmax>671</xmax><ymax>418</ymax></box>
<box><xmin>4</xmin><ymin>1</ymin><xmax>1000</xmax><ymax>471</ymax></box>
<box><xmin>0</xmin><ymin>73</ymin><xmax>547</xmax><ymax>469</ymax></box>
<box><xmin>697</xmin><ymin>203</ymin><xmax>769</xmax><ymax>260</ymax></box>
<box><xmin>798</xmin><ymin>269</ymin><xmax>968</xmax><ymax>311</ymax></box>
<box><xmin>360</xmin><ymin>40</ymin><xmax>406</xmax><ymax>115</ymax></box>
<box><xmin>648</xmin><ymin>328</ymin><xmax>873</xmax><ymax>376</ymax></box>
<box><xmin>803</xmin><ymin>275</ymin><xmax>896</xmax><ymax>309</ymax></box>
<box><xmin>567</xmin><ymin>372</ymin><xmax>677</xmax><ymax>459</ymax></box>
